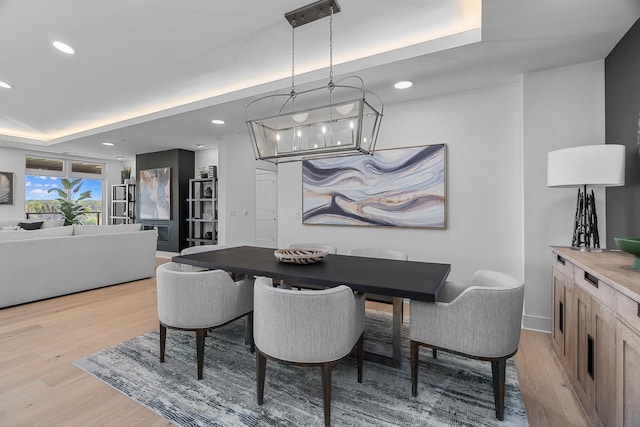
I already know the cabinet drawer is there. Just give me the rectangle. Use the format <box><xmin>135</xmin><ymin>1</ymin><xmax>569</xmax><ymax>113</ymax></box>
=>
<box><xmin>574</xmin><ymin>265</ymin><xmax>616</xmax><ymax>310</ymax></box>
<box><xmin>552</xmin><ymin>253</ymin><xmax>574</xmax><ymax>278</ymax></box>
<box><xmin>617</xmin><ymin>292</ymin><xmax>640</xmax><ymax>334</ymax></box>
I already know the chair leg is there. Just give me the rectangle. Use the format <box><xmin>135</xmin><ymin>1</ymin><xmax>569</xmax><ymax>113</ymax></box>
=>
<box><xmin>491</xmin><ymin>358</ymin><xmax>506</xmax><ymax>420</ymax></box>
<box><xmin>321</xmin><ymin>362</ymin><xmax>332</xmax><ymax>427</ymax></box>
<box><xmin>410</xmin><ymin>340</ymin><xmax>419</xmax><ymax>397</ymax></box>
<box><xmin>195</xmin><ymin>328</ymin><xmax>206</xmax><ymax>380</ymax></box>
<box><xmin>247</xmin><ymin>312</ymin><xmax>255</xmax><ymax>354</ymax></box>
<box><xmin>256</xmin><ymin>351</ymin><xmax>266</xmax><ymax>405</ymax></box>
<box><xmin>356</xmin><ymin>333</ymin><xmax>364</xmax><ymax>383</ymax></box>
<box><xmin>159</xmin><ymin>323</ymin><xmax>166</xmax><ymax>363</ymax></box>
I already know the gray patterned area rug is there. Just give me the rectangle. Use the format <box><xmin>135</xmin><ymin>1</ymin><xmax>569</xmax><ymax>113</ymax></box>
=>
<box><xmin>73</xmin><ymin>310</ymin><xmax>528</xmax><ymax>426</ymax></box>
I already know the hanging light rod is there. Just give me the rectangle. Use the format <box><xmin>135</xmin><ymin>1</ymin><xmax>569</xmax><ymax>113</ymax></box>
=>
<box><xmin>285</xmin><ymin>0</ymin><xmax>341</xmax><ymax>27</ymax></box>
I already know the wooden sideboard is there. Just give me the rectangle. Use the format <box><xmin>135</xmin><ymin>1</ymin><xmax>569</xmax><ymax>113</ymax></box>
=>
<box><xmin>551</xmin><ymin>247</ymin><xmax>640</xmax><ymax>427</ymax></box>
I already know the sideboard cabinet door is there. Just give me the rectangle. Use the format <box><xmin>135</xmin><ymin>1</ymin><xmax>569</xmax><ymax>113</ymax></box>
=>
<box><xmin>592</xmin><ymin>300</ymin><xmax>616</xmax><ymax>427</ymax></box>
<box><xmin>616</xmin><ymin>319</ymin><xmax>640</xmax><ymax>426</ymax></box>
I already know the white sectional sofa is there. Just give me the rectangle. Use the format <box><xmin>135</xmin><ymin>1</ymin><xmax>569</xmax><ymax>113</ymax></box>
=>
<box><xmin>0</xmin><ymin>223</ymin><xmax>158</xmax><ymax>308</ymax></box>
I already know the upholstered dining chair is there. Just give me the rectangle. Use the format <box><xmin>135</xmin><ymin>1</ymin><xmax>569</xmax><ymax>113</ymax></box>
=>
<box><xmin>282</xmin><ymin>243</ymin><xmax>338</xmax><ymax>290</ymax></box>
<box><xmin>409</xmin><ymin>269</ymin><xmax>524</xmax><ymax>420</ymax></box>
<box><xmin>253</xmin><ymin>277</ymin><xmax>365</xmax><ymax>427</ymax></box>
<box><xmin>346</xmin><ymin>248</ymin><xmax>408</xmax><ymax>303</ymax></box>
<box><xmin>156</xmin><ymin>262</ymin><xmax>254</xmax><ymax>380</ymax></box>
<box><xmin>179</xmin><ymin>245</ymin><xmax>229</xmax><ymax>271</ymax></box>
<box><xmin>288</xmin><ymin>242</ymin><xmax>338</xmax><ymax>254</ymax></box>
<box><xmin>180</xmin><ymin>244</ymin><xmax>229</xmax><ymax>255</ymax></box>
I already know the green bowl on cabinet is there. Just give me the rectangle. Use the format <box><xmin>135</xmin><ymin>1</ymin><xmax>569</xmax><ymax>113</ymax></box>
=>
<box><xmin>614</xmin><ymin>237</ymin><xmax>640</xmax><ymax>271</ymax></box>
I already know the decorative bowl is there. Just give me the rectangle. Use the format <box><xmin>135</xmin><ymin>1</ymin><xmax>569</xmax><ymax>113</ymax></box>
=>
<box><xmin>614</xmin><ymin>237</ymin><xmax>640</xmax><ymax>271</ymax></box>
<box><xmin>274</xmin><ymin>248</ymin><xmax>329</xmax><ymax>265</ymax></box>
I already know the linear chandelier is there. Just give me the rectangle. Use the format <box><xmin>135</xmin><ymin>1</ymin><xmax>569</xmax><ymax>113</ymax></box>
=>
<box><xmin>245</xmin><ymin>0</ymin><xmax>383</xmax><ymax>164</ymax></box>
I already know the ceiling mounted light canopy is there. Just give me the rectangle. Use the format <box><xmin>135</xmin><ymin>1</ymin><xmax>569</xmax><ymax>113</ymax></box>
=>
<box><xmin>245</xmin><ymin>0</ymin><xmax>383</xmax><ymax>164</ymax></box>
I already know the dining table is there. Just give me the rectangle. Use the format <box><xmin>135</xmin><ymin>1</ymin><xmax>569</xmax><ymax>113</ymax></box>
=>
<box><xmin>172</xmin><ymin>245</ymin><xmax>451</xmax><ymax>368</ymax></box>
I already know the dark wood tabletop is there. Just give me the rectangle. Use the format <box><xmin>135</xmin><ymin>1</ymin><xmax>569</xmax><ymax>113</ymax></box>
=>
<box><xmin>172</xmin><ymin>245</ymin><xmax>451</xmax><ymax>302</ymax></box>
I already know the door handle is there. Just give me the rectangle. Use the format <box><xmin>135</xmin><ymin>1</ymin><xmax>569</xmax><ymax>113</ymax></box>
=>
<box><xmin>587</xmin><ymin>334</ymin><xmax>594</xmax><ymax>380</ymax></box>
<box><xmin>559</xmin><ymin>301</ymin><xmax>564</xmax><ymax>333</ymax></box>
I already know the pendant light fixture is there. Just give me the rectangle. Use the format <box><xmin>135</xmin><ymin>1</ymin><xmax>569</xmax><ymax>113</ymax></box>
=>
<box><xmin>245</xmin><ymin>0</ymin><xmax>383</xmax><ymax>163</ymax></box>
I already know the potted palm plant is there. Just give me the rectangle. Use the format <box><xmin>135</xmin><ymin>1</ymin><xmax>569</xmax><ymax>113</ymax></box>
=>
<box><xmin>121</xmin><ymin>165</ymin><xmax>132</xmax><ymax>184</ymax></box>
<box><xmin>47</xmin><ymin>178</ymin><xmax>93</xmax><ymax>225</ymax></box>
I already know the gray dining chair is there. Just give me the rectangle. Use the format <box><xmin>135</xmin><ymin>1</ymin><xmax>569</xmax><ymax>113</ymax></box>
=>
<box><xmin>180</xmin><ymin>244</ymin><xmax>229</xmax><ymax>255</ymax></box>
<box><xmin>282</xmin><ymin>243</ymin><xmax>338</xmax><ymax>290</ymax></box>
<box><xmin>409</xmin><ymin>269</ymin><xmax>524</xmax><ymax>420</ymax></box>
<box><xmin>253</xmin><ymin>277</ymin><xmax>365</xmax><ymax>427</ymax></box>
<box><xmin>156</xmin><ymin>262</ymin><xmax>254</xmax><ymax>380</ymax></box>
<box><xmin>179</xmin><ymin>245</ymin><xmax>229</xmax><ymax>271</ymax></box>
<box><xmin>288</xmin><ymin>243</ymin><xmax>337</xmax><ymax>254</ymax></box>
<box><xmin>346</xmin><ymin>248</ymin><xmax>408</xmax><ymax>303</ymax></box>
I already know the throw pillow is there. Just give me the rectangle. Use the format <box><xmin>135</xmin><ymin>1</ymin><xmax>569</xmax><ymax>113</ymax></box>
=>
<box><xmin>18</xmin><ymin>221</ymin><xmax>44</xmax><ymax>230</ymax></box>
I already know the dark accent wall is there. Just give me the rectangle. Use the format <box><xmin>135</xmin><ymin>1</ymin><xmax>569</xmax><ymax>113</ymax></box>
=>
<box><xmin>136</xmin><ymin>149</ymin><xmax>194</xmax><ymax>252</ymax></box>
<box><xmin>605</xmin><ymin>17</ymin><xmax>640</xmax><ymax>246</ymax></box>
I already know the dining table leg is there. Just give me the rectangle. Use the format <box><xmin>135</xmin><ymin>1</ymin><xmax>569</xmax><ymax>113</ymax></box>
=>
<box><xmin>363</xmin><ymin>297</ymin><xmax>403</xmax><ymax>368</ymax></box>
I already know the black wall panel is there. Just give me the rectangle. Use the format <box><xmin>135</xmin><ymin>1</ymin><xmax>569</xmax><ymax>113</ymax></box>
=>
<box><xmin>136</xmin><ymin>149</ymin><xmax>195</xmax><ymax>252</ymax></box>
<box><xmin>605</xmin><ymin>17</ymin><xmax>640</xmax><ymax>246</ymax></box>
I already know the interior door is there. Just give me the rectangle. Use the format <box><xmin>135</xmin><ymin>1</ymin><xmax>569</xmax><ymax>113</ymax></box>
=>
<box><xmin>254</xmin><ymin>169</ymin><xmax>277</xmax><ymax>248</ymax></box>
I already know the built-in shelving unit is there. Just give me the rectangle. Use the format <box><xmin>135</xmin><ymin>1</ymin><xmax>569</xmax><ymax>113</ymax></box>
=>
<box><xmin>187</xmin><ymin>178</ymin><xmax>217</xmax><ymax>246</ymax></box>
<box><xmin>110</xmin><ymin>183</ymin><xmax>135</xmax><ymax>224</ymax></box>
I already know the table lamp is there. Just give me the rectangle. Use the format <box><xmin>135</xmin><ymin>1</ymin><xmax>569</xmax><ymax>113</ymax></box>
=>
<box><xmin>548</xmin><ymin>144</ymin><xmax>625</xmax><ymax>251</ymax></box>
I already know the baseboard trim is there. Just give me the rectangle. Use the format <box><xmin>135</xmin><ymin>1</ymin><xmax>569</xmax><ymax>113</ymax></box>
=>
<box><xmin>522</xmin><ymin>314</ymin><xmax>551</xmax><ymax>333</ymax></box>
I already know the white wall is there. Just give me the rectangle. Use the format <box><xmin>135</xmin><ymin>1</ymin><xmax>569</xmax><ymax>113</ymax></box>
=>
<box><xmin>194</xmin><ymin>148</ymin><xmax>219</xmax><ymax>178</ymax></box>
<box><xmin>277</xmin><ymin>82</ymin><xmax>524</xmax><ymax>284</ymax></box>
<box><xmin>0</xmin><ymin>146</ymin><xmax>123</xmax><ymax>221</ymax></box>
<box><xmin>217</xmin><ymin>137</ymin><xmax>276</xmax><ymax>246</ymax></box>
<box><xmin>522</xmin><ymin>60</ymin><xmax>606</xmax><ymax>331</ymax></box>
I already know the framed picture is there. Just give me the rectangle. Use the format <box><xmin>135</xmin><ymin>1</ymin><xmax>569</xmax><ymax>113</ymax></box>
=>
<box><xmin>0</xmin><ymin>171</ymin><xmax>14</xmax><ymax>205</ymax></box>
<box><xmin>139</xmin><ymin>167</ymin><xmax>171</xmax><ymax>220</ymax></box>
<box><xmin>302</xmin><ymin>144</ymin><xmax>446</xmax><ymax>228</ymax></box>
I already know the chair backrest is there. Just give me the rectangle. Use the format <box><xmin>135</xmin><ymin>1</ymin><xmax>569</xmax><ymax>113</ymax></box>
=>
<box><xmin>180</xmin><ymin>244</ymin><xmax>229</xmax><ymax>255</ymax></box>
<box><xmin>288</xmin><ymin>243</ymin><xmax>337</xmax><ymax>254</ymax></box>
<box><xmin>347</xmin><ymin>248</ymin><xmax>408</xmax><ymax>260</ymax></box>
<box><xmin>156</xmin><ymin>262</ymin><xmax>252</xmax><ymax>329</ymax></box>
<box><xmin>455</xmin><ymin>269</ymin><xmax>524</xmax><ymax>356</ymax></box>
<box><xmin>253</xmin><ymin>277</ymin><xmax>358</xmax><ymax>363</ymax></box>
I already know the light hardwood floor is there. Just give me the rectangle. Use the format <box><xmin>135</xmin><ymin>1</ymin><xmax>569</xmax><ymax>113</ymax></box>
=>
<box><xmin>0</xmin><ymin>259</ymin><xmax>589</xmax><ymax>426</ymax></box>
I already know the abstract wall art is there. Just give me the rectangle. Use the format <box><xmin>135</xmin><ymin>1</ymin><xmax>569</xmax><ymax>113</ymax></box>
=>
<box><xmin>302</xmin><ymin>144</ymin><xmax>446</xmax><ymax>228</ymax></box>
<box><xmin>139</xmin><ymin>167</ymin><xmax>171</xmax><ymax>220</ymax></box>
<box><xmin>0</xmin><ymin>171</ymin><xmax>14</xmax><ymax>205</ymax></box>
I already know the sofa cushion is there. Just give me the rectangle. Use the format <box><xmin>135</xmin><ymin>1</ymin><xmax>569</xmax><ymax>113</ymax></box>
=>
<box><xmin>72</xmin><ymin>223</ymin><xmax>142</xmax><ymax>235</ymax></box>
<box><xmin>0</xmin><ymin>225</ymin><xmax>73</xmax><ymax>241</ymax></box>
<box><xmin>18</xmin><ymin>221</ymin><xmax>44</xmax><ymax>230</ymax></box>
<box><xmin>42</xmin><ymin>219</ymin><xmax>65</xmax><ymax>228</ymax></box>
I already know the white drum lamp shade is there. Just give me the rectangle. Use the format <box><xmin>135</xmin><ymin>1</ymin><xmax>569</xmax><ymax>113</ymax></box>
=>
<box><xmin>547</xmin><ymin>144</ymin><xmax>626</xmax><ymax>251</ymax></box>
<box><xmin>548</xmin><ymin>144</ymin><xmax>625</xmax><ymax>188</ymax></box>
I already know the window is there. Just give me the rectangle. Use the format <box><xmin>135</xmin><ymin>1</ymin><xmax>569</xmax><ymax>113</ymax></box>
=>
<box><xmin>25</xmin><ymin>156</ymin><xmax>105</xmax><ymax>224</ymax></box>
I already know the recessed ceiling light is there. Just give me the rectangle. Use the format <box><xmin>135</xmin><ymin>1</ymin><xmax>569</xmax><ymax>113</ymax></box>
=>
<box><xmin>53</xmin><ymin>41</ymin><xmax>75</xmax><ymax>54</ymax></box>
<box><xmin>102</xmin><ymin>142</ymin><xmax>114</xmax><ymax>146</ymax></box>
<box><xmin>394</xmin><ymin>81</ymin><xmax>413</xmax><ymax>89</ymax></box>
<box><xmin>0</xmin><ymin>80</ymin><xmax>11</xmax><ymax>89</ymax></box>
<box><xmin>196</xmin><ymin>144</ymin><xmax>205</xmax><ymax>148</ymax></box>
<box><xmin>116</xmin><ymin>156</ymin><xmax>123</xmax><ymax>160</ymax></box>
<box><xmin>211</xmin><ymin>119</ymin><xmax>225</xmax><ymax>125</ymax></box>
